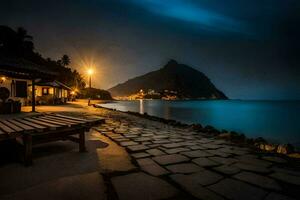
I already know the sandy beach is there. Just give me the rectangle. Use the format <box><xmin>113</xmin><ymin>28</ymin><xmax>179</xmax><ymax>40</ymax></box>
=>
<box><xmin>0</xmin><ymin>101</ymin><xmax>299</xmax><ymax>200</ymax></box>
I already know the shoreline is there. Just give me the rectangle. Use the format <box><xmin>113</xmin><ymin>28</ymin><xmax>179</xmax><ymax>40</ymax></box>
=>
<box><xmin>94</xmin><ymin>104</ymin><xmax>300</xmax><ymax>158</ymax></box>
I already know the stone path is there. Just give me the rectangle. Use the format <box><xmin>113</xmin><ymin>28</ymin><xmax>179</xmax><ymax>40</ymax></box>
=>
<box><xmin>94</xmin><ymin>115</ymin><xmax>300</xmax><ymax>200</ymax></box>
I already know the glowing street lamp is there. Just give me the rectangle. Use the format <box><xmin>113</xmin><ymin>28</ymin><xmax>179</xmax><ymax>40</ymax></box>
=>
<box><xmin>86</xmin><ymin>69</ymin><xmax>94</xmax><ymax>106</ymax></box>
<box><xmin>87</xmin><ymin>69</ymin><xmax>94</xmax><ymax>89</ymax></box>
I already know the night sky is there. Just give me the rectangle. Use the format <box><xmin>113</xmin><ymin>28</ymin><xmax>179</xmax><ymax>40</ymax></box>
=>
<box><xmin>1</xmin><ymin>0</ymin><xmax>300</xmax><ymax>100</ymax></box>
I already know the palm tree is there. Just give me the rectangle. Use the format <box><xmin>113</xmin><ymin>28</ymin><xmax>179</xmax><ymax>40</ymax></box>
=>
<box><xmin>61</xmin><ymin>54</ymin><xmax>71</xmax><ymax>66</ymax></box>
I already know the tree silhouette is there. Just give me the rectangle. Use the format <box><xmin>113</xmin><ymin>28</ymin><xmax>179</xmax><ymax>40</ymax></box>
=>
<box><xmin>0</xmin><ymin>26</ymin><xmax>87</xmax><ymax>90</ymax></box>
<box><xmin>16</xmin><ymin>27</ymin><xmax>33</xmax><ymax>42</ymax></box>
<box><xmin>16</xmin><ymin>27</ymin><xmax>34</xmax><ymax>53</ymax></box>
<box><xmin>0</xmin><ymin>26</ymin><xmax>33</xmax><ymax>56</ymax></box>
<box><xmin>61</xmin><ymin>54</ymin><xmax>71</xmax><ymax>66</ymax></box>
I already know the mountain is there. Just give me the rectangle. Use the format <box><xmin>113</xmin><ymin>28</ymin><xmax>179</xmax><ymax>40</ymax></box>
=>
<box><xmin>108</xmin><ymin>60</ymin><xmax>228</xmax><ymax>99</ymax></box>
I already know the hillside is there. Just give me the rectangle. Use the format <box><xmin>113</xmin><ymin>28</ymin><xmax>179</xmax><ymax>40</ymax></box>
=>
<box><xmin>109</xmin><ymin>60</ymin><xmax>228</xmax><ymax>99</ymax></box>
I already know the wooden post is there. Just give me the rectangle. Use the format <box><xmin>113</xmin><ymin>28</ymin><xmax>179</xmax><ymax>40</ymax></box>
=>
<box><xmin>23</xmin><ymin>134</ymin><xmax>33</xmax><ymax>166</ymax></box>
<box><xmin>79</xmin><ymin>130</ymin><xmax>86</xmax><ymax>152</ymax></box>
<box><xmin>89</xmin><ymin>75</ymin><xmax>92</xmax><ymax>89</ymax></box>
<box><xmin>31</xmin><ymin>79</ymin><xmax>35</xmax><ymax>112</ymax></box>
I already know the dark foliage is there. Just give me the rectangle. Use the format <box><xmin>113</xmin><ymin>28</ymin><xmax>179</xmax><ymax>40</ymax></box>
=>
<box><xmin>0</xmin><ymin>26</ymin><xmax>85</xmax><ymax>89</ymax></box>
<box><xmin>79</xmin><ymin>88</ymin><xmax>113</xmax><ymax>100</ymax></box>
<box><xmin>109</xmin><ymin>59</ymin><xmax>228</xmax><ymax>99</ymax></box>
<box><xmin>59</xmin><ymin>54</ymin><xmax>71</xmax><ymax>67</ymax></box>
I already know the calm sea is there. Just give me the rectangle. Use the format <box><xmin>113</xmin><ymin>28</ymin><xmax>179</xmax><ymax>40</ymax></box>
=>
<box><xmin>98</xmin><ymin>100</ymin><xmax>300</xmax><ymax>147</ymax></box>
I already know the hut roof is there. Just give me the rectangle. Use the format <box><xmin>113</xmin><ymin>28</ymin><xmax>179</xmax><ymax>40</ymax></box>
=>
<box><xmin>35</xmin><ymin>80</ymin><xmax>72</xmax><ymax>91</ymax></box>
<box><xmin>0</xmin><ymin>57</ymin><xmax>57</xmax><ymax>79</ymax></box>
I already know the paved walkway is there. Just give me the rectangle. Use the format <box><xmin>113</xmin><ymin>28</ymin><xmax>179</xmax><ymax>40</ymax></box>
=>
<box><xmin>95</xmin><ymin>113</ymin><xmax>300</xmax><ymax>200</ymax></box>
<box><xmin>0</xmin><ymin>102</ymin><xmax>299</xmax><ymax>200</ymax></box>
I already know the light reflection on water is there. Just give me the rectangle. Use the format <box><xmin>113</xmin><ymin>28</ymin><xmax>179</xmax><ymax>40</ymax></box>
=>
<box><xmin>98</xmin><ymin>100</ymin><xmax>300</xmax><ymax>146</ymax></box>
<box><xmin>139</xmin><ymin>99</ymin><xmax>144</xmax><ymax>114</ymax></box>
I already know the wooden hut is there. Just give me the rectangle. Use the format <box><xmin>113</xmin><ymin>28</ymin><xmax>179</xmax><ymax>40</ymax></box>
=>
<box><xmin>0</xmin><ymin>57</ymin><xmax>56</xmax><ymax>113</ymax></box>
<box><xmin>30</xmin><ymin>80</ymin><xmax>71</xmax><ymax>105</ymax></box>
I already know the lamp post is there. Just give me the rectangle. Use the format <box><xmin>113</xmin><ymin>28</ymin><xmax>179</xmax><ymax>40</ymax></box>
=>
<box><xmin>87</xmin><ymin>69</ymin><xmax>93</xmax><ymax>106</ymax></box>
<box><xmin>87</xmin><ymin>69</ymin><xmax>93</xmax><ymax>89</ymax></box>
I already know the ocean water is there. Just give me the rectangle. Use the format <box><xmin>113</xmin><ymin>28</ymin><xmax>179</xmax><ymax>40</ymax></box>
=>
<box><xmin>98</xmin><ymin>100</ymin><xmax>300</xmax><ymax>146</ymax></box>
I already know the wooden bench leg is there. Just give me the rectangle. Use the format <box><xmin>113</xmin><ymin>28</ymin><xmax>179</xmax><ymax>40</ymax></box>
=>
<box><xmin>79</xmin><ymin>131</ymin><xmax>86</xmax><ymax>152</ymax></box>
<box><xmin>23</xmin><ymin>134</ymin><xmax>33</xmax><ymax>166</ymax></box>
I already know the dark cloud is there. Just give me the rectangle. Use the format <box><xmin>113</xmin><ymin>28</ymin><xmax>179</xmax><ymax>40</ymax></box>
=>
<box><xmin>0</xmin><ymin>0</ymin><xmax>299</xmax><ymax>99</ymax></box>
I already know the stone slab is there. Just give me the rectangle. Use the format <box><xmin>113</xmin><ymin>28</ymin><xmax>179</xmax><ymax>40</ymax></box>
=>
<box><xmin>181</xmin><ymin>150</ymin><xmax>213</xmax><ymax>158</ymax></box>
<box><xmin>262</xmin><ymin>156</ymin><xmax>287</xmax><ymax>164</ymax></box>
<box><xmin>209</xmin><ymin>157</ymin><xmax>238</xmax><ymax>165</ymax></box>
<box><xmin>124</xmin><ymin>135</ymin><xmax>139</xmax><ymax>139</ymax></box>
<box><xmin>270</xmin><ymin>172</ymin><xmax>300</xmax><ymax>186</ymax></box>
<box><xmin>208</xmin><ymin>178</ymin><xmax>267</xmax><ymax>200</ymax></box>
<box><xmin>171</xmin><ymin>170</ymin><xmax>223</xmax><ymax>186</ymax></box>
<box><xmin>233</xmin><ymin>162</ymin><xmax>271</xmax><ymax>174</ymax></box>
<box><xmin>153</xmin><ymin>140</ymin><xmax>171</xmax><ymax>144</ymax></box>
<box><xmin>197</xmin><ymin>138</ymin><xmax>214</xmax><ymax>144</ymax></box>
<box><xmin>234</xmin><ymin>171</ymin><xmax>281</xmax><ymax>191</ymax></box>
<box><xmin>162</xmin><ymin>143</ymin><xmax>183</xmax><ymax>148</ymax></box>
<box><xmin>127</xmin><ymin>144</ymin><xmax>149</xmax><ymax>152</ymax></box>
<box><xmin>148</xmin><ymin>144</ymin><xmax>162</xmax><ymax>148</ymax></box>
<box><xmin>134</xmin><ymin>137</ymin><xmax>152</xmax><ymax>142</ymax></box>
<box><xmin>189</xmin><ymin>145</ymin><xmax>207</xmax><ymax>150</ymax></box>
<box><xmin>272</xmin><ymin>167</ymin><xmax>300</xmax><ymax>177</ymax></box>
<box><xmin>137</xmin><ymin>158</ymin><xmax>155</xmax><ymax>166</ymax></box>
<box><xmin>170</xmin><ymin>173</ymin><xmax>224</xmax><ymax>200</ymax></box>
<box><xmin>264</xmin><ymin>192</ymin><xmax>296</xmax><ymax>200</ymax></box>
<box><xmin>164</xmin><ymin>147</ymin><xmax>190</xmax><ymax>154</ymax></box>
<box><xmin>152</xmin><ymin>154</ymin><xmax>189</xmax><ymax>165</ymax></box>
<box><xmin>205</xmin><ymin>150</ymin><xmax>231</xmax><ymax>158</ymax></box>
<box><xmin>114</xmin><ymin>138</ymin><xmax>130</xmax><ymax>142</ymax></box>
<box><xmin>237</xmin><ymin>156</ymin><xmax>272</xmax><ymax>168</ymax></box>
<box><xmin>201</xmin><ymin>144</ymin><xmax>222</xmax><ymax>149</ymax></box>
<box><xmin>192</xmin><ymin>157</ymin><xmax>220</xmax><ymax>167</ymax></box>
<box><xmin>169</xmin><ymin>138</ymin><xmax>184</xmax><ymax>142</ymax></box>
<box><xmin>131</xmin><ymin>152</ymin><xmax>151</xmax><ymax>159</ymax></box>
<box><xmin>213</xmin><ymin>165</ymin><xmax>240</xmax><ymax>175</ymax></box>
<box><xmin>146</xmin><ymin>149</ymin><xmax>166</xmax><ymax>156</ymax></box>
<box><xmin>166</xmin><ymin>163</ymin><xmax>204</xmax><ymax>174</ymax></box>
<box><xmin>120</xmin><ymin>141</ymin><xmax>138</xmax><ymax>146</ymax></box>
<box><xmin>218</xmin><ymin>147</ymin><xmax>249</xmax><ymax>156</ymax></box>
<box><xmin>137</xmin><ymin>158</ymin><xmax>170</xmax><ymax>176</ymax></box>
<box><xmin>141</xmin><ymin>164</ymin><xmax>170</xmax><ymax>176</ymax></box>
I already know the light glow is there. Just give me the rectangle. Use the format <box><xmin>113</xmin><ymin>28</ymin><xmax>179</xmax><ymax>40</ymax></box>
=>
<box><xmin>0</xmin><ymin>76</ymin><xmax>6</xmax><ymax>83</ymax></box>
<box><xmin>87</xmin><ymin>69</ymin><xmax>94</xmax><ymax>75</ymax></box>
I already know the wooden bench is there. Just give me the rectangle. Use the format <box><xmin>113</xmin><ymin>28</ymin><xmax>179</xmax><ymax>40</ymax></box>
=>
<box><xmin>0</xmin><ymin>114</ymin><xmax>104</xmax><ymax>166</ymax></box>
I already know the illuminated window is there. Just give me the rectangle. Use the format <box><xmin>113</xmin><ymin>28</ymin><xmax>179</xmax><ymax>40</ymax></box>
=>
<box><xmin>42</xmin><ymin>88</ymin><xmax>49</xmax><ymax>95</ymax></box>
